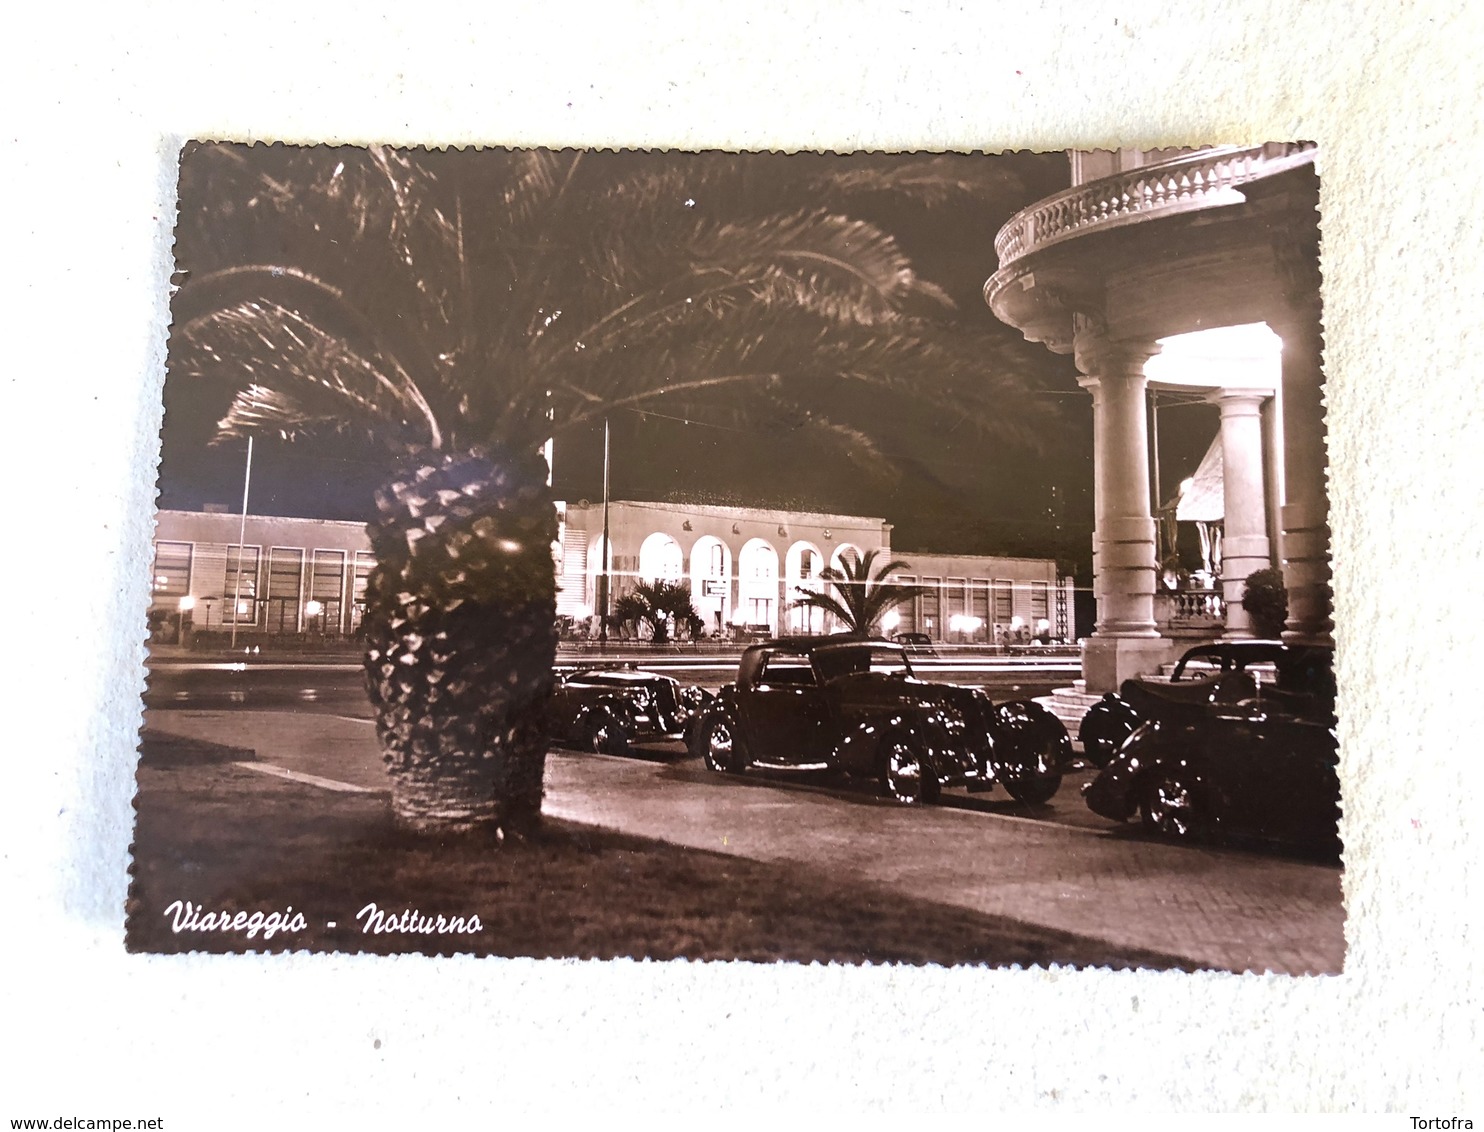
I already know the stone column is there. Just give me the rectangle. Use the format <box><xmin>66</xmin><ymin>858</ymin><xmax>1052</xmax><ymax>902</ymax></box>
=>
<box><xmin>1270</xmin><ymin>241</ymin><xmax>1333</xmax><ymax>645</ymax></box>
<box><xmin>1075</xmin><ymin>327</ymin><xmax>1171</xmax><ymax>691</ymax></box>
<box><xmin>1208</xmin><ymin>387</ymin><xmax>1273</xmax><ymax>638</ymax></box>
<box><xmin>1275</xmin><ymin>311</ymin><xmax>1332</xmax><ymax>643</ymax></box>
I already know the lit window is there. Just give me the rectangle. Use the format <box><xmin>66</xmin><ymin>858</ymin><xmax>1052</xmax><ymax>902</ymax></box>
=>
<box><xmin>152</xmin><ymin>542</ymin><xmax>192</xmax><ymax>599</ymax></box>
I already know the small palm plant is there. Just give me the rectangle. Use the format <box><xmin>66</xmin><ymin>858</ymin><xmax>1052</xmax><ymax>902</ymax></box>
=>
<box><xmin>789</xmin><ymin>549</ymin><xmax>922</xmax><ymax>637</ymax></box>
<box><xmin>168</xmin><ymin>144</ymin><xmax>1056</xmax><ymax>836</ymax></box>
<box><xmin>609</xmin><ymin>579</ymin><xmax>700</xmax><ymax>643</ymax></box>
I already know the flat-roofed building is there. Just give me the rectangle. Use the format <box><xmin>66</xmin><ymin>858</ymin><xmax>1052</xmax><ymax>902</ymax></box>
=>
<box><xmin>150</xmin><ymin>502</ymin><xmax>1069</xmax><ymax>644</ymax></box>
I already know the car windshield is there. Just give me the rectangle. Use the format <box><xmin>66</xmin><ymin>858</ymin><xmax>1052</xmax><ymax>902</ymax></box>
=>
<box><xmin>812</xmin><ymin>644</ymin><xmax>912</xmax><ymax>682</ymax></box>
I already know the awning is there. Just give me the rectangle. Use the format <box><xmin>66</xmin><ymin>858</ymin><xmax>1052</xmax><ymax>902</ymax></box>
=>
<box><xmin>1174</xmin><ymin>436</ymin><xmax>1223</xmax><ymax>522</ymax></box>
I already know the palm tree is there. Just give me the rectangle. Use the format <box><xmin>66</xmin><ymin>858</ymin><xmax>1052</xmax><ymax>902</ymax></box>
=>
<box><xmin>789</xmin><ymin>549</ymin><xmax>922</xmax><ymax>636</ymax></box>
<box><xmin>609</xmin><ymin>579</ymin><xmax>701</xmax><ymax>644</ymax></box>
<box><xmin>168</xmin><ymin>144</ymin><xmax>1058</xmax><ymax>837</ymax></box>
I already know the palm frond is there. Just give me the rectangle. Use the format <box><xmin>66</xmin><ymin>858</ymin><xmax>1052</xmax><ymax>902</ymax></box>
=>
<box><xmin>177</xmin><ymin>300</ymin><xmax>441</xmax><ymax>447</ymax></box>
<box><xmin>547</xmin><ymin>301</ymin><xmax>1057</xmax><ymax>462</ymax></box>
<box><xmin>808</xmin><ymin>154</ymin><xmax>1031</xmax><ymax>209</ymax></box>
<box><xmin>173</xmin><ymin>144</ymin><xmax>1064</xmax><ymax>482</ymax></box>
<box><xmin>787</xmin><ymin>590</ymin><xmax>856</xmax><ymax>625</ymax></box>
<box><xmin>790</xmin><ymin>548</ymin><xmax>920</xmax><ymax>634</ymax></box>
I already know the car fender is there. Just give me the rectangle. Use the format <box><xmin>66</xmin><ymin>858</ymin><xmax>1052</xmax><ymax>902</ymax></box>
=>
<box><xmin>677</xmin><ymin>685</ymin><xmax>715</xmax><ymax>747</ymax></box>
<box><xmin>1082</xmin><ymin>720</ymin><xmax>1203</xmax><ymax>822</ymax></box>
<box><xmin>572</xmin><ymin>696</ymin><xmax>633</xmax><ymax>735</ymax></box>
<box><xmin>689</xmin><ymin>688</ymin><xmax>743</xmax><ymax>760</ymax></box>
<box><xmin>1078</xmin><ymin>693</ymin><xmax>1140</xmax><ymax>767</ymax></box>
<box><xmin>834</xmin><ymin>712</ymin><xmax>933</xmax><ymax>777</ymax></box>
<box><xmin>991</xmin><ymin>699</ymin><xmax>1073</xmax><ymax>774</ymax></box>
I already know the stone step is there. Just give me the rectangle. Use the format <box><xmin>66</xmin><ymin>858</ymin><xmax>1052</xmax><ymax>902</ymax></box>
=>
<box><xmin>1034</xmin><ymin>689</ymin><xmax>1096</xmax><ymax>747</ymax></box>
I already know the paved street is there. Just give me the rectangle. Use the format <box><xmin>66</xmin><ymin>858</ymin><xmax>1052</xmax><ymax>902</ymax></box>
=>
<box><xmin>142</xmin><ymin>703</ymin><xmax>1346</xmax><ymax>975</ymax></box>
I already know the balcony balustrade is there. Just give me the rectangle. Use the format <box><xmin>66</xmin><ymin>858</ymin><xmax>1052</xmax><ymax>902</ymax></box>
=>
<box><xmin>1154</xmin><ymin>586</ymin><xmax>1226</xmax><ymax>637</ymax></box>
<box><xmin>992</xmin><ymin>142</ymin><xmax>1317</xmax><ymax>271</ymax></box>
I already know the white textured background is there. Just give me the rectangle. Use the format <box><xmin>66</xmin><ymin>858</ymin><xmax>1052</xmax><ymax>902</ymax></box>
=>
<box><xmin>5</xmin><ymin>0</ymin><xmax>1480</xmax><ymax>1119</ymax></box>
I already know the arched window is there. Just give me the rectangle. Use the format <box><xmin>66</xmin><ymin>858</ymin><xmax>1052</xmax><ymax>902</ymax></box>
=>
<box><xmin>689</xmin><ymin>536</ymin><xmax>731</xmax><ymax>635</ymax></box>
<box><xmin>785</xmin><ymin>541</ymin><xmax>826</xmax><ymax>634</ymax></box>
<box><xmin>638</xmin><ymin>532</ymin><xmax>684</xmax><ymax>582</ymax></box>
<box><xmin>831</xmin><ymin>543</ymin><xmax>863</xmax><ymax>573</ymax></box>
<box><xmin>737</xmin><ymin>539</ymin><xmax>779</xmax><ymax>632</ymax></box>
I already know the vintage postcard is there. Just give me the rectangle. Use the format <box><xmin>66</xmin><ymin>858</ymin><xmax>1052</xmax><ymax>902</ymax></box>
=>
<box><xmin>130</xmin><ymin>142</ymin><xmax>1340</xmax><ymax>974</ymax></box>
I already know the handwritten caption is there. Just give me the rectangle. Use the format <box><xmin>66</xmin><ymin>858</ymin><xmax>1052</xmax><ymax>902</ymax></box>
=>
<box><xmin>162</xmin><ymin>899</ymin><xmax>484</xmax><ymax>940</ymax></box>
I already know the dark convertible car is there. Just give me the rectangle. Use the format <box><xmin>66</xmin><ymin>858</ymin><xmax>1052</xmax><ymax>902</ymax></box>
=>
<box><xmin>1078</xmin><ymin>640</ymin><xmax>1300</xmax><ymax>767</ymax></box>
<box><xmin>690</xmin><ymin>636</ymin><xmax>1069</xmax><ymax>805</ymax></box>
<box><xmin>1082</xmin><ymin>645</ymin><xmax>1339</xmax><ymax>851</ymax></box>
<box><xmin>549</xmin><ymin>665</ymin><xmax>710</xmax><ymax>756</ymax></box>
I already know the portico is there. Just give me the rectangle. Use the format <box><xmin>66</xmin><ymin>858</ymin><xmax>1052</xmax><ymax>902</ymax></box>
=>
<box><xmin>985</xmin><ymin>143</ymin><xmax>1329</xmax><ymax>691</ymax></box>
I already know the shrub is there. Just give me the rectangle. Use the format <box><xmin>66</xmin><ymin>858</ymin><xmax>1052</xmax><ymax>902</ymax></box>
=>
<box><xmin>1241</xmin><ymin>567</ymin><xmax>1288</xmax><ymax>638</ymax></box>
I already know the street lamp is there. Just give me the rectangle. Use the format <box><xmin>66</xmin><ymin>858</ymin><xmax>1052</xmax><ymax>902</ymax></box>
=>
<box><xmin>949</xmin><ymin>613</ymin><xmax>983</xmax><ymax>641</ymax></box>
<box><xmin>176</xmin><ymin>595</ymin><xmax>196</xmax><ymax>646</ymax></box>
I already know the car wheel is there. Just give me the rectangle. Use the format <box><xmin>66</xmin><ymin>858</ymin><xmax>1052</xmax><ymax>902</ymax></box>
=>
<box><xmin>996</xmin><ymin>734</ymin><xmax>1064</xmax><ymax>806</ymax></box>
<box><xmin>583</xmin><ymin>711</ymin><xmax>630</xmax><ymax>757</ymax></box>
<box><xmin>702</xmin><ymin>718</ymin><xmax>744</xmax><ymax>774</ymax></box>
<box><xmin>881</xmin><ymin>737</ymin><xmax>939</xmax><ymax>805</ymax></box>
<box><xmin>1142</xmin><ymin>773</ymin><xmax>1199</xmax><ymax>839</ymax></box>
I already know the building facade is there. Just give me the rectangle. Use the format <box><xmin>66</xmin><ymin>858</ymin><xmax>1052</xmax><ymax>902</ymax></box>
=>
<box><xmin>151</xmin><ymin>502</ymin><xmax>1071</xmax><ymax>644</ymax></box>
<box><xmin>985</xmin><ymin>142</ymin><xmax>1327</xmax><ymax>690</ymax></box>
<box><xmin>148</xmin><ymin>508</ymin><xmax>374</xmax><ymax>638</ymax></box>
<box><xmin>887</xmin><ymin>552</ymin><xmax>1072</xmax><ymax>646</ymax></box>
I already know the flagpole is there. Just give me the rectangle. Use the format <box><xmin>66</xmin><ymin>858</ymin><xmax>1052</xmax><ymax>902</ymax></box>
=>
<box><xmin>598</xmin><ymin>418</ymin><xmax>611</xmax><ymax>645</ymax></box>
<box><xmin>230</xmin><ymin>435</ymin><xmax>254</xmax><ymax>650</ymax></box>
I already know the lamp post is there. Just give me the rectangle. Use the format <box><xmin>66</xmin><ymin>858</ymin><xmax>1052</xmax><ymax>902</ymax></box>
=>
<box><xmin>230</xmin><ymin>435</ymin><xmax>254</xmax><ymax>651</ymax></box>
<box><xmin>598</xmin><ymin>417</ymin><xmax>611</xmax><ymax>645</ymax></box>
<box><xmin>177</xmin><ymin>595</ymin><xmax>195</xmax><ymax>646</ymax></box>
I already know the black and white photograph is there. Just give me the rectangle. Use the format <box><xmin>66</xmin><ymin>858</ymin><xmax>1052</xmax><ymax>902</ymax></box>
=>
<box><xmin>131</xmin><ymin>142</ymin><xmax>1340</xmax><ymax>974</ymax></box>
<box><xmin>10</xmin><ymin>1</ymin><xmax>1482</xmax><ymax>1121</ymax></box>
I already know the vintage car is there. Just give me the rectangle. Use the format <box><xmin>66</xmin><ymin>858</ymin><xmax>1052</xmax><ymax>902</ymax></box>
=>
<box><xmin>690</xmin><ymin>636</ymin><xmax>1069</xmax><ymax>805</ymax></box>
<box><xmin>892</xmin><ymin>632</ymin><xmax>939</xmax><ymax>658</ymax></box>
<box><xmin>1078</xmin><ymin>640</ymin><xmax>1301</xmax><ymax>767</ymax></box>
<box><xmin>549</xmin><ymin>665</ymin><xmax>711</xmax><ymax>756</ymax></box>
<box><xmin>1082</xmin><ymin>645</ymin><xmax>1339</xmax><ymax>851</ymax></box>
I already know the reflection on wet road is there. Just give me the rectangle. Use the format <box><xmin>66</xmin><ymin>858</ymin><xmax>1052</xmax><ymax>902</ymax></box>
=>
<box><xmin>145</xmin><ymin>664</ymin><xmax>374</xmax><ymax>717</ymax></box>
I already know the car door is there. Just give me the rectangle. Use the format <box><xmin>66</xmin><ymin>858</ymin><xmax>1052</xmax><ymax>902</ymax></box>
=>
<box><xmin>738</xmin><ymin>652</ymin><xmax>833</xmax><ymax>766</ymax></box>
<box><xmin>1201</xmin><ymin>705</ymin><xmax>1338</xmax><ymax>844</ymax></box>
<box><xmin>1236</xmin><ymin>713</ymin><xmax>1340</xmax><ymax>844</ymax></box>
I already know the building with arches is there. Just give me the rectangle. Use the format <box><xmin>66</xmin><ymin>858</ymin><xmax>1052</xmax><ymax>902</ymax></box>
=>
<box><xmin>147</xmin><ymin>500</ymin><xmax>1071</xmax><ymax>646</ymax></box>
<box><xmin>557</xmin><ymin>500</ymin><xmax>891</xmax><ymax>637</ymax></box>
<box><xmin>556</xmin><ymin>499</ymin><xmax>1071</xmax><ymax>642</ymax></box>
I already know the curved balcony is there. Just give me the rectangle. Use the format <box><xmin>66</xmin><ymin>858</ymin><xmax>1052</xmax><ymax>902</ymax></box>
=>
<box><xmin>984</xmin><ymin>142</ymin><xmax>1320</xmax><ymax>359</ymax></box>
<box><xmin>991</xmin><ymin>142</ymin><xmax>1317</xmax><ymax>274</ymax></box>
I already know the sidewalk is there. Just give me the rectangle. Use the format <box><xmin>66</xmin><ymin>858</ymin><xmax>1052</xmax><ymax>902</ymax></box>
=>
<box><xmin>142</xmin><ymin>707</ymin><xmax>1346</xmax><ymax>975</ymax></box>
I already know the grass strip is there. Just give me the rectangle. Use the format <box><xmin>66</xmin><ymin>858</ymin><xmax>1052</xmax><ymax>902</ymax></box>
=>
<box><xmin>128</xmin><ymin>734</ymin><xmax>1193</xmax><ymax>969</ymax></box>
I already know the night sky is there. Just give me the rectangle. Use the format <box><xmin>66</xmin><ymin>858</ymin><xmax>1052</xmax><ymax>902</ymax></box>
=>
<box><xmin>155</xmin><ymin>147</ymin><xmax>1220</xmax><ymax>577</ymax></box>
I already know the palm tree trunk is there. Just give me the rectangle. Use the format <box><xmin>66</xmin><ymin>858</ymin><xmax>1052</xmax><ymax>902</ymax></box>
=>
<box><xmin>362</xmin><ymin>446</ymin><xmax>558</xmax><ymax>836</ymax></box>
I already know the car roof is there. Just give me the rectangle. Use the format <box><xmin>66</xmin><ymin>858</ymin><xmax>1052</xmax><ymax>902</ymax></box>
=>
<box><xmin>1175</xmin><ymin>640</ymin><xmax>1335</xmax><ymax>668</ymax></box>
<box><xmin>1179</xmin><ymin>640</ymin><xmax>1287</xmax><ymax>660</ymax></box>
<box><xmin>745</xmin><ymin>636</ymin><xmax>901</xmax><ymax>655</ymax></box>
<box><xmin>559</xmin><ymin>668</ymin><xmax>669</xmax><ymax>682</ymax></box>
